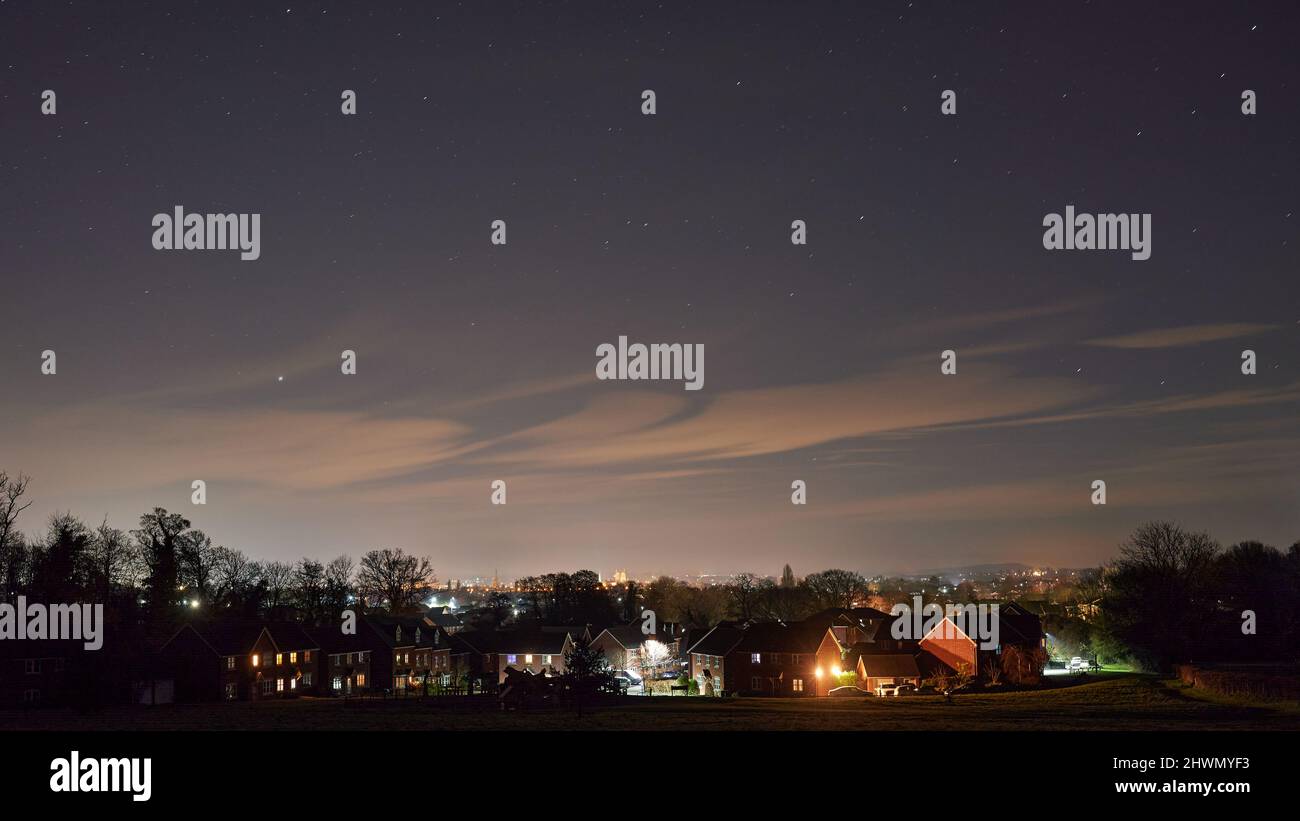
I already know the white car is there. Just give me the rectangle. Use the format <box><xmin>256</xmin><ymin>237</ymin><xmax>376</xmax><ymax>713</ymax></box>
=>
<box><xmin>1068</xmin><ymin>657</ymin><xmax>1088</xmax><ymax>671</ymax></box>
<box><xmin>876</xmin><ymin>683</ymin><xmax>915</xmax><ymax>697</ymax></box>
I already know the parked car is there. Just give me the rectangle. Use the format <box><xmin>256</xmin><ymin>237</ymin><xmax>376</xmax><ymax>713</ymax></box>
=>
<box><xmin>1068</xmin><ymin>657</ymin><xmax>1088</xmax><ymax>671</ymax></box>
<box><xmin>828</xmin><ymin>685</ymin><xmax>871</xmax><ymax>697</ymax></box>
<box><xmin>874</xmin><ymin>683</ymin><xmax>917</xmax><ymax>697</ymax></box>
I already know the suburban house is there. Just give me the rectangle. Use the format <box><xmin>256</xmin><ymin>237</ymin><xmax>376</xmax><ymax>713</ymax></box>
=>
<box><xmin>685</xmin><ymin>622</ymin><xmax>745</xmax><ymax>695</ymax></box>
<box><xmin>156</xmin><ymin>619</ymin><xmax>323</xmax><ymax>702</ymax></box>
<box><xmin>855</xmin><ymin>653</ymin><xmax>923</xmax><ymax>692</ymax></box>
<box><xmin>312</xmin><ymin>614</ymin><xmax>451</xmax><ymax>696</ymax></box>
<box><xmin>590</xmin><ymin>624</ymin><xmax>682</xmax><ymax>677</ymax></box>
<box><xmin>365</xmin><ymin>615</ymin><xmax>453</xmax><ymax>691</ymax></box>
<box><xmin>422</xmin><ymin>606</ymin><xmax>464</xmax><ymax>634</ymax></box>
<box><xmin>451</xmin><ymin>627</ymin><xmax>575</xmax><ymax>685</ymax></box>
<box><xmin>688</xmin><ymin>621</ymin><xmax>842</xmax><ymax>697</ymax></box>
<box><xmin>909</xmin><ymin>603</ymin><xmax>1046</xmax><ymax>682</ymax></box>
<box><xmin>803</xmin><ymin>607</ymin><xmax>896</xmax><ymax>649</ymax></box>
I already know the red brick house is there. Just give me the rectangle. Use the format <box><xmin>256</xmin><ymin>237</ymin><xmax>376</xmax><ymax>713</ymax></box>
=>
<box><xmin>914</xmin><ymin>603</ymin><xmax>1046</xmax><ymax>682</ymax></box>
<box><xmin>688</xmin><ymin>621</ymin><xmax>842</xmax><ymax>696</ymax></box>
<box><xmin>451</xmin><ymin>627</ymin><xmax>575</xmax><ymax>685</ymax></box>
<box><xmin>313</xmin><ymin>614</ymin><xmax>452</xmax><ymax>695</ymax></box>
<box><xmin>157</xmin><ymin>619</ymin><xmax>323</xmax><ymax>702</ymax></box>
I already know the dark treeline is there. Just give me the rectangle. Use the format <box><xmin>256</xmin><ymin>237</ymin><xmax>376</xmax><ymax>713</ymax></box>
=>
<box><xmin>1100</xmin><ymin>521</ymin><xmax>1300</xmax><ymax>671</ymax></box>
<box><xmin>0</xmin><ymin>471</ymin><xmax>439</xmax><ymax>646</ymax></box>
<box><xmin>3</xmin><ymin>471</ymin><xmax>1295</xmax><ymax>672</ymax></box>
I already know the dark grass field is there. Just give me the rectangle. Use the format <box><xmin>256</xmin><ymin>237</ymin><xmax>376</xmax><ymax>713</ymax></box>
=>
<box><xmin>3</xmin><ymin>675</ymin><xmax>1297</xmax><ymax>731</ymax></box>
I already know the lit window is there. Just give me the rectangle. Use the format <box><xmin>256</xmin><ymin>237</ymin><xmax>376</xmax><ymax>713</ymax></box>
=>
<box><xmin>251</xmin><ymin>654</ymin><xmax>259</xmax><ymax>667</ymax></box>
<box><xmin>304</xmin><ymin>651</ymin><xmax>312</xmax><ymax>662</ymax></box>
<box><xmin>751</xmin><ymin>653</ymin><xmax>761</xmax><ymax>663</ymax></box>
<box><xmin>525</xmin><ymin>655</ymin><xmax>533</xmax><ymax>664</ymax></box>
<box><xmin>290</xmin><ymin>652</ymin><xmax>297</xmax><ymax>664</ymax></box>
<box><xmin>332</xmin><ymin>677</ymin><xmax>343</xmax><ymax>691</ymax></box>
<box><xmin>277</xmin><ymin>678</ymin><xmax>285</xmax><ymax>692</ymax></box>
<box><xmin>304</xmin><ymin>673</ymin><xmax>312</xmax><ymax>687</ymax></box>
<box><xmin>356</xmin><ymin>673</ymin><xmax>366</xmax><ymax>687</ymax></box>
<box><xmin>290</xmin><ymin>678</ymin><xmax>297</xmax><ymax>690</ymax></box>
<box><xmin>792</xmin><ymin>679</ymin><xmax>804</xmax><ymax>692</ymax></box>
<box><xmin>226</xmin><ymin>656</ymin><xmax>235</xmax><ymax>670</ymax></box>
<box><xmin>507</xmin><ymin>654</ymin><xmax>517</xmax><ymax>664</ymax></box>
<box><xmin>275</xmin><ymin>653</ymin><xmax>283</xmax><ymax>666</ymax></box>
<box><xmin>542</xmin><ymin>655</ymin><xmax>551</xmax><ymax>665</ymax></box>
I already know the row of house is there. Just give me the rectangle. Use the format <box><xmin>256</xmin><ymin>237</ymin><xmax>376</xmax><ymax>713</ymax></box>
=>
<box><xmin>2</xmin><ymin>602</ymin><xmax>1045</xmax><ymax>706</ymax></box>
<box><xmin>151</xmin><ymin>613</ymin><xmax>595</xmax><ymax>702</ymax></box>
<box><xmin>685</xmin><ymin>604</ymin><xmax>1046</xmax><ymax>696</ymax></box>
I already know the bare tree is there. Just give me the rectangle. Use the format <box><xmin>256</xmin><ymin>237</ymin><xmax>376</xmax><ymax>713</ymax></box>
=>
<box><xmin>177</xmin><ymin>530</ymin><xmax>221</xmax><ymax>604</ymax></box>
<box><xmin>0</xmin><ymin>471</ymin><xmax>32</xmax><ymax>551</ymax></box>
<box><xmin>87</xmin><ymin>517</ymin><xmax>134</xmax><ymax>600</ymax></box>
<box><xmin>0</xmin><ymin>471</ymin><xmax>33</xmax><ymax>594</ymax></box>
<box><xmin>357</xmin><ymin>548</ymin><xmax>433</xmax><ymax>612</ymax></box>
<box><xmin>324</xmin><ymin>554</ymin><xmax>355</xmax><ymax>613</ymax></box>
<box><xmin>292</xmin><ymin>558</ymin><xmax>327</xmax><ymax>621</ymax></box>
<box><xmin>802</xmin><ymin>569</ymin><xmax>868</xmax><ymax>610</ymax></box>
<box><xmin>259</xmin><ymin>560</ymin><xmax>295</xmax><ymax>613</ymax></box>
<box><xmin>727</xmin><ymin>572</ymin><xmax>763</xmax><ymax>620</ymax></box>
<box><xmin>210</xmin><ymin>546</ymin><xmax>261</xmax><ymax>614</ymax></box>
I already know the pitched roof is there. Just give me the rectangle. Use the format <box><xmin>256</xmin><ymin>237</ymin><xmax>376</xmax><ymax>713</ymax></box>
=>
<box><xmin>453</xmin><ymin>628</ymin><xmax>572</xmax><ymax>655</ymax></box>
<box><xmin>686</xmin><ymin>624</ymin><xmax>745</xmax><ymax>656</ymax></box>
<box><xmin>266</xmin><ymin>621</ymin><xmax>321</xmax><ymax>651</ymax></box>
<box><xmin>182</xmin><ymin>619</ymin><xmax>271</xmax><ymax>655</ymax></box>
<box><xmin>994</xmin><ymin>603</ymin><xmax>1044</xmax><ymax>646</ymax></box>
<box><xmin>363</xmin><ymin>615</ymin><xmax>446</xmax><ymax>649</ymax></box>
<box><xmin>423</xmin><ymin>610</ymin><xmax>463</xmax><ymax>629</ymax></box>
<box><xmin>170</xmin><ymin>619</ymin><xmax>320</xmax><ymax>656</ymax></box>
<box><xmin>309</xmin><ymin>614</ymin><xmax>448</xmax><ymax>654</ymax></box>
<box><xmin>843</xmin><ymin>639</ymin><xmax>921</xmax><ymax>667</ymax></box>
<box><xmin>804</xmin><ymin>607</ymin><xmax>894</xmax><ymax>626</ymax></box>
<box><xmin>857</xmin><ymin>654</ymin><xmax>920</xmax><ymax>679</ymax></box>
<box><xmin>593</xmin><ymin>624</ymin><xmax>646</xmax><ymax>649</ymax></box>
<box><xmin>734</xmin><ymin>621</ymin><xmax>835</xmax><ymax>654</ymax></box>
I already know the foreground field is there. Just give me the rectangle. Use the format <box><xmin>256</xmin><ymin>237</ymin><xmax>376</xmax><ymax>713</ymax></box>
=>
<box><xmin>4</xmin><ymin>676</ymin><xmax>1297</xmax><ymax>731</ymax></box>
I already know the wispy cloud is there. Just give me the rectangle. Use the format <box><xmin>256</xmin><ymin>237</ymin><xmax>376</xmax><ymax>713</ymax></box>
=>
<box><xmin>1086</xmin><ymin>323</ymin><xmax>1279</xmax><ymax>349</ymax></box>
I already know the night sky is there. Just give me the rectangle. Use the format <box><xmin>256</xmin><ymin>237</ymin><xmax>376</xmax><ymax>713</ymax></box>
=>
<box><xmin>2</xmin><ymin>1</ymin><xmax>1297</xmax><ymax>580</ymax></box>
